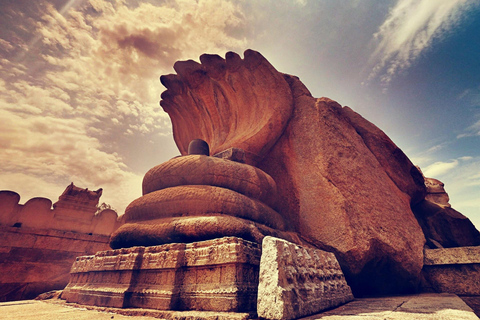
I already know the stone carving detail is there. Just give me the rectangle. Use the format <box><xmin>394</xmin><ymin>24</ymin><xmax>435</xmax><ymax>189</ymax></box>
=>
<box><xmin>62</xmin><ymin>237</ymin><xmax>261</xmax><ymax>312</ymax></box>
<box><xmin>106</xmin><ymin>49</ymin><xmax>478</xmax><ymax>297</ymax></box>
<box><xmin>160</xmin><ymin>50</ymin><xmax>294</xmax><ymax>165</ymax></box>
<box><xmin>257</xmin><ymin>237</ymin><xmax>353</xmax><ymax>320</ymax></box>
<box><xmin>110</xmin><ymin>154</ymin><xmax>303</xmax><ymax>249</ymax></box>
<box><xmin>154</xmin><ymin>50</ymin><xmax>431</xmax><ymax>296</ymax></box>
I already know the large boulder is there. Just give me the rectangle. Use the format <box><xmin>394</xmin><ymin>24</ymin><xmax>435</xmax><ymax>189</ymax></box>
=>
<box><xmin>257</xmin><ymin>79</ymin><xmax>426</xmax><ymax>296</ymax></box>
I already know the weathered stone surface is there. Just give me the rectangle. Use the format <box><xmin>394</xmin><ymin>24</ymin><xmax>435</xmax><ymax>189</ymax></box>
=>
<box><xmin>257</xmin><ymin>237</ymin><xmax>353</xmax><ymax>320</ymax></box>
<box><xmin>413</xmin><ymin>200</ymin><xmax>480</xmax><ymax>248</ymax></box>
<box><xmin>424</xmin><ymin>246</ymin><xmax>480</xmax><ymax>265</ymax></box>
<box><xmin>113</xmin><ymin>153</ymin><xmax>289</xmax><ymax>249</ymax></box>
<box><xmin>63</xmin><ymin>237</ymin><xmax>261</xmax><ymax>312</ymax></box>
<box><xmin>0</xmin><ymin>225</ymin><xmax>111</xmax><ymax>302</ymax></box>
<box><xmin>424</xmin><ymin>177</ymin><xmax>451</xmax><ymax>207</ymax></box>
<box><xmin>123</xmin><ymin>185</ymin><xmax>285</xmax><ymax>230</ymax></box>
<box><xmin>213</xmin><ymin>148</ymin><xmax>247</xmax><ymax>163</ymax></box>
<box><xmin>423</xmin><ymin>247</ymin><xmax>480</xmax><ymax>295</ymax></box>
<box><xmin>5</xmin><ymin>293</ymin><xmax>480</xmax><ymax>320</ymax></box>
<box><xmin>257</xmin><ymin>93</ymin><xmax>426</xmax><ymax>296</ymax></box>
<box><xmin>110</xmin><ymin>216</ymin><xmax>303</xmax><ymax>249</ymax></box>
<box><xmin>160</xmin><ymin>50</ymin><xmax>294</xmax><ymax>165</ymax></box>
<box><xmin>142</xmin><ymin>155</ymin><xmax>277</xmax><ymax>207</ymax></box>
<box><xmin>1</xmin><ymin>299</ymin><xmax>256</xmax><ymax>320</ymax></box>
<box><xmin>303</xmin><ymin>293</ymin><xmax>479</xmax><ymax>320</ymax></box>
<box><xmin>139</xmin><ymin>49</ymin><xmax>480</xmax><ymax>298</ymax></box>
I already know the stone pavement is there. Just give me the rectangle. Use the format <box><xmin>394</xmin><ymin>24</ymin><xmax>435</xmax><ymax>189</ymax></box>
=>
<box><xmin>0</xmin><ymin>293</ymin><xmax>478</xmax><ymax>320</ymax></box>
<box><xmin>300</xmin><ymin>293</ymin><xmax>479</xmax><ymax>320</ymax></box>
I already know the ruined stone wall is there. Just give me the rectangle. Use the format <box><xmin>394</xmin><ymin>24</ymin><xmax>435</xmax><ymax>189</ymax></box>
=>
<box><xmin>0</xmin><ymin>187</ymin><xmax>122</xmax><ymax>301</ymax></box>
<box><xmin>0</xmin><ymin>190</ymin><xmax>119</xmax><ymax>236</ymax></box>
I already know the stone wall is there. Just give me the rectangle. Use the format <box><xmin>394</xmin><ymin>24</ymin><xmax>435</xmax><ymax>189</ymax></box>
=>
<box><xmin>0</xmin><ymin>184</ymin><xmax>121</xmax><ymax>301</ymax></box>
<box><xmin>0</xmin><ymin>186</ymin><xmax>119</xmax><ymax>236</ymax></box>
<box><xmin>0</xmin><ymin>225</ymin><xmax>111</xmax><ymax>301</ymax></box>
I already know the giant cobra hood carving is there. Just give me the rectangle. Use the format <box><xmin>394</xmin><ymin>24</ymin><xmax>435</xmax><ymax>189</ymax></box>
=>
<box><xmin>160</xmin><ymin>50</ymin><xmax>294</xmax><ymax>165</ymax></box>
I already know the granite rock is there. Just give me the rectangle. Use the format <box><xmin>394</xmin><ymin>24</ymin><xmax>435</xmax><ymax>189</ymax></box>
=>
<box><xmin>257</xmin><ymin>237</ymin><xmax>353</xmax><ymax>320</ymax></box>
<box><xmin>423</xmin><ymin>247</ymin><xmax>480</xmax><ymax>295</ymax></box>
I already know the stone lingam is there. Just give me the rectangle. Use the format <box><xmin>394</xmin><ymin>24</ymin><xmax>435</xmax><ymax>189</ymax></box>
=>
<box><xmin>61</xmin><ymin>49</ymin><xmax>480</xmax><ymax>319</ymax></box>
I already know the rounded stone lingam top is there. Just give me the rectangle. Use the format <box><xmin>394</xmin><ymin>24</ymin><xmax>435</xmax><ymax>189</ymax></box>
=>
<box><xmin>188</xmin><ymin>139</ymin><xmax>210</xmax><ymax>156</ymax></box>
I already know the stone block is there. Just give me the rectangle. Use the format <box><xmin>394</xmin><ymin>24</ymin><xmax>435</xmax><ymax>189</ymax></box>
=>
<box><xmin>62</xmin><ymin>236</ymin><xmax>261</xmax><ymax>312</ymax></box>
<box><xmin>257</xmin><ymin>236</ymin><xmax>353</xmax><ymax>320</ymax></box>
<box><xmin>424</xmin><ymin>246</ymin><xmax>480</xmax><ymax>265</ymax></box>
<box><xmin>423</xmin><ymin>247</ymin><xmax>480</xmax><ymax>295</ymax></box>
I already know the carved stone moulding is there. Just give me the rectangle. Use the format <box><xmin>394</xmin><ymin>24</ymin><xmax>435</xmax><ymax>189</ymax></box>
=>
<box><xmin>258</xmin><ymin>237</ymin><xmax>354</xmax><ymax>320</ymax></box>
<box><xmin>62</xmin><ymin>237</ymin><xmax>261</xmax><ymax>312</ymax></box>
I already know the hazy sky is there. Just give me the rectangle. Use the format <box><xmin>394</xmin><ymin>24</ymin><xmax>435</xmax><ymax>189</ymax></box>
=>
<box><xmin>1</xmin><ymin>0</ymin><xmax>479</xmax><ymax>227</ymax></box>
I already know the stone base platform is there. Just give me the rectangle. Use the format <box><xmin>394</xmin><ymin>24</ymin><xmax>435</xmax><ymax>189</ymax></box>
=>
<box><xmin>62</xmin><ymin>236</ymin><xmax>355</xmax><ymax>317</ymax></box>
<box><xmin>62</xmin><ymin>237</ymin><xmax>261</xmax><ymax>312</ymax></box>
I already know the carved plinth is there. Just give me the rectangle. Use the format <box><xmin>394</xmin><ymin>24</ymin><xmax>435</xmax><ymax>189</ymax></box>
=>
<box><xmin>257</xmin><ymin>237</ymin><xmax>354</xmax><ymax>320</ymax></box>
<box><xmin>62</xmin><ymin>237</ymin><xmax>261</xmax><ymax>312</ymax></box>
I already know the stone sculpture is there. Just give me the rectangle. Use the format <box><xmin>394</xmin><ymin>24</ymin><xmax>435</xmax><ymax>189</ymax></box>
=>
<box><xmin>93</xmin><ymin>50</ymin><xmax>480</xmax><ymax>302</ymax></box>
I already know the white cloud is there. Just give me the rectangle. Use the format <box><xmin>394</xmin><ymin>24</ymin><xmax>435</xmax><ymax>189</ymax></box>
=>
<box><xmin>0</xmin><ymin>39</ymin><xmax>14</xmax><ymax>52</ymax></box>
<box><xmin>368</xmin><ymin>0</ymin><xmax>474</xmax><ymax>86</ymax></box>
<box><xmin>423</xmin><ymin>159</ymin><xmax>459</xmax><ymax>178</ymax></box>
<box><xmin>457</xmin><ymin>119</ymin><xmax>480</xmax><ymax>138</ymax></box>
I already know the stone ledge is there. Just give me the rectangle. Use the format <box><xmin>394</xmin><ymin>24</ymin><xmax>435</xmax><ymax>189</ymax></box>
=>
<box><xmin>424</xmin><ymin>247</ymin><xmax>480</xmax><ymax>265</ymax></box>
<box><xmin>0</xmin><ymin>225</ymin><xmax>111</xmax><ymax>243</ymax></box>
<box><xmin>4</xmin><ymin>293</ymin><xmax>478</xmax><ymax>320</ymax></box>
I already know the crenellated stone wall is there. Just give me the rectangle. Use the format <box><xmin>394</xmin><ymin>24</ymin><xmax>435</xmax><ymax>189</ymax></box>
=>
<box><xmin>0</xmin><ymin>184</ymin><xmax>122</xmax><ymax>301</ymax></box>
<box><xmin>0</xmin><ymin>183</ymin><xmax>120</xmax><ymax>236</ymax></box>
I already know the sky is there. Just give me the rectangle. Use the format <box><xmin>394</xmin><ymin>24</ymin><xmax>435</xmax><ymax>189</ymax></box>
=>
<box><xmin>1</xmin><ymin>0</ymin><xmax>479</xmax><ymax>227</ymax></box>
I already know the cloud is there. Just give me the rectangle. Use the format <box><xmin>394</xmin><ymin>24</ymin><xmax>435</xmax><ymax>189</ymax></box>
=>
<box><xmin>0</xmin><ymin>0</ymin><xmax>250</xmax><ymax>214</ymax></box>
<box><xmin>0</xmin><ymin>108</ymin><xmax>143</xmax><ymax>212</ymax></box>
<box><xmin>457</xmin><ymin>119</ymin><xmax>480</xmax><ymax>138</ymax></box>
<box><xmin>367</xmin><ymin>0</ymin><xmax>474</xmax><ymax>86</ymax></box>
<box><xmin>423</xmin><ymin>159</ymin><xmax>459</xmax><ymax>177</ymax></box>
